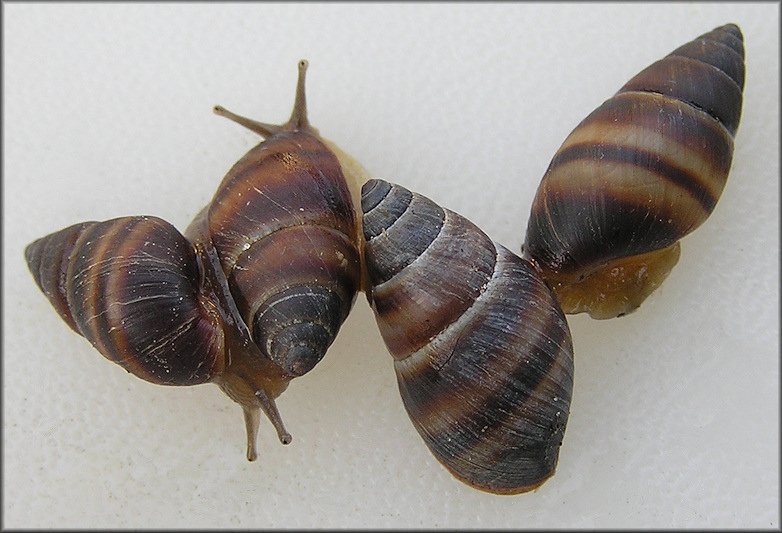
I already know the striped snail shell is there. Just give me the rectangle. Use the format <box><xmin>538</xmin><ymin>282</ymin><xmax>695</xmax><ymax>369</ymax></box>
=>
<box><xmin>25</xmin><ymin>60</ymin><xmax>364</xmax><ymax>461</ymax></box>
<box><xmin>361</xmin><ymin>179</ymin><xmax>574</xmax><ymax>495</ymax></box>
<box><xmin>189</xmin><ymin>59</ymin><xmax>361</xmax><ymax>380</ymax></box>
<box><xmin>25</xmin><ymin>216</ymin><xmax>228</xmax><ymax>386</ymax></box>
<box><xmin>522</xmin><ymin>23</ymin><xmax>745</xmax><ymax>319</ymax></box>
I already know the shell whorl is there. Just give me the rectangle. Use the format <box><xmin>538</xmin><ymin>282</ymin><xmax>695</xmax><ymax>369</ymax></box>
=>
<box><xmin>362</xmin><ymin>179</ymin><xmax>574</xmax><ymax>495</ymax></box>
<box><xmin>25</xmin><ymin>216</ymin><xmax>226</xmax><ymax>385</ymax></box>
<box><xmin>523</xmin><ymin>23</ymin><xmax>745</xmax><ymax>319</ymax></box>
<box><xmin>196</xmin><ymin>129</ymin><xmax>361</xmax><ymax>378</ymax></box>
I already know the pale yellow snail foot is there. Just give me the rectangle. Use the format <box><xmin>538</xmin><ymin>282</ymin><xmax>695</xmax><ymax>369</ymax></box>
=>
<box><xmin>545</xmin><ymin>242</ymin><xmax>682</xmax><ymax>319</ymax></box>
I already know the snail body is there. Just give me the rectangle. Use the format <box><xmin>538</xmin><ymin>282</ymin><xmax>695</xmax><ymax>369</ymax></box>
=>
<box><xmin>523</xmin><ymin>24</ymin><xmax>745</xmax><ymax>319</ymax></box>
<box><xmin>25</xmin><ymin>61</ymin><xmax>364</xmax><ymax>460</ymax></box>
<box><xmin>361</xmin><ymin>179</ymin><xmax>574</xmax><ymax>495</ymax></box>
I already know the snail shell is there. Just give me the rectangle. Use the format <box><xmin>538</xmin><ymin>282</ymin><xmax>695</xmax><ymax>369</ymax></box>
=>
<box><xmin>522</xmin><ymin>23</ymin><xmax>745</xmax><ymax>319</ymax></box>
<box><xmin>189</xmin><ymin>60</ymin><xmax>361</xmax><ymax>380</ymax></box>
<box><xmin>361</xmin><ymin>179</ymin><xmax>574</xmax><ymax>495</ymax></box>
<box><xmin>25</xmin><ymin>60</ymin><xmax>364</xmax><ymax>460</ymax></box>
<box><xmin>25</xmin><ymin>216</ymin><xmax>227</xmax><ymax>385</ymax></box>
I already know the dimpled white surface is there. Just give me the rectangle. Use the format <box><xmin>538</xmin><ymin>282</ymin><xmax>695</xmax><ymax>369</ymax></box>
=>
<box><xmin>4</xmin><ymin>3</ymin><xmax>778</xmax><ymax>528</ymax></box>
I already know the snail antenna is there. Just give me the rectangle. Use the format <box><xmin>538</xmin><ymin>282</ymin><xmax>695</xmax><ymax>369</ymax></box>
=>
<box><xmin>213</xmin><ymin>60</ymin><xmax>313</xmax><ymax>137</ymax></box>
<box><xmin>242</xmin><ymin>408</ymin><xmax>261</xmax><ymax>461</ymax></box>
<box><xmin>213</xmin><ymin>105</ymin><xmax>282</xmax><ymax>139</ymax></box>
<box><xmin>255</xmin><ymin>389</ymin><xmax>293</xmax><ymax>445</ymax></box>
<box><xmin>287</xmin><ymin>59</ymin><xmax>310</xmax><ymax>130</ymax></box>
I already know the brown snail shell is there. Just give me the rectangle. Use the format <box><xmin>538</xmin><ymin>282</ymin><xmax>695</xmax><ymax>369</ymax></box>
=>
<box><xmin>522</xmin><ymin>23</ymin><xmax>745</xmax><ymax>319</ymax></box>
<box><xmin>25</xmin><ymin>216</ymin><xmax>227</xmax><ymax>386</ymax></box>
<box><xmin>189</xmin><ymin>61</ymin><xmax>361</xmax><ymax>380</ymax></box>
<box><xmin>361</xmin><ymin>179</ymin><xmax>574</xmax><ymax>495</ymax></box>
<box><xmin>24</xmin><ymin>60</ymin><xmax>363</xmax><ymax>461</ymax></box>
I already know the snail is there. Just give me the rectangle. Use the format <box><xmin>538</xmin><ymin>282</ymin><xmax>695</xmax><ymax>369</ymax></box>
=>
<box><xmin>360</xmin><ymin>179</ymin><xmax>574</xmax><ymax>495</ymax></box>
<box><xmin>24</xmin><ymin>60</ymin><xmax>368</xmax><ymax>461</ymax></box>
<box><xmin>522</xmin><ymin>23</ymin><xmax>745</xmax><ymax>319</ymax></box>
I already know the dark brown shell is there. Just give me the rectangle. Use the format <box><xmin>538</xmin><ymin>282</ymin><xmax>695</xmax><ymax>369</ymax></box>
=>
<box><xmin>523</xmin><ymin>23</ymin><xmax>745</xmax><ymax>319</ymax></box>
<box><xmin>190</xmin><ymin>128</ymin><xmax>360</xmax><ymax>378</ymax></box>
<box><xmin>362</xmin><ymin>179</ymin><xmax>574</xmax><ymax>495</ymax></box>
<box><xmin>25</xmin><ymin>216</ymin><xmax>226</xmax><ymax>385</ymax></box>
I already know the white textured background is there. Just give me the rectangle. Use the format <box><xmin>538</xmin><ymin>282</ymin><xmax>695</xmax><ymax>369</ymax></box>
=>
<box><xmin>4</xmin><ymin>3</ymin><xmax>779</xmax><ymax>529</ymax></box>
